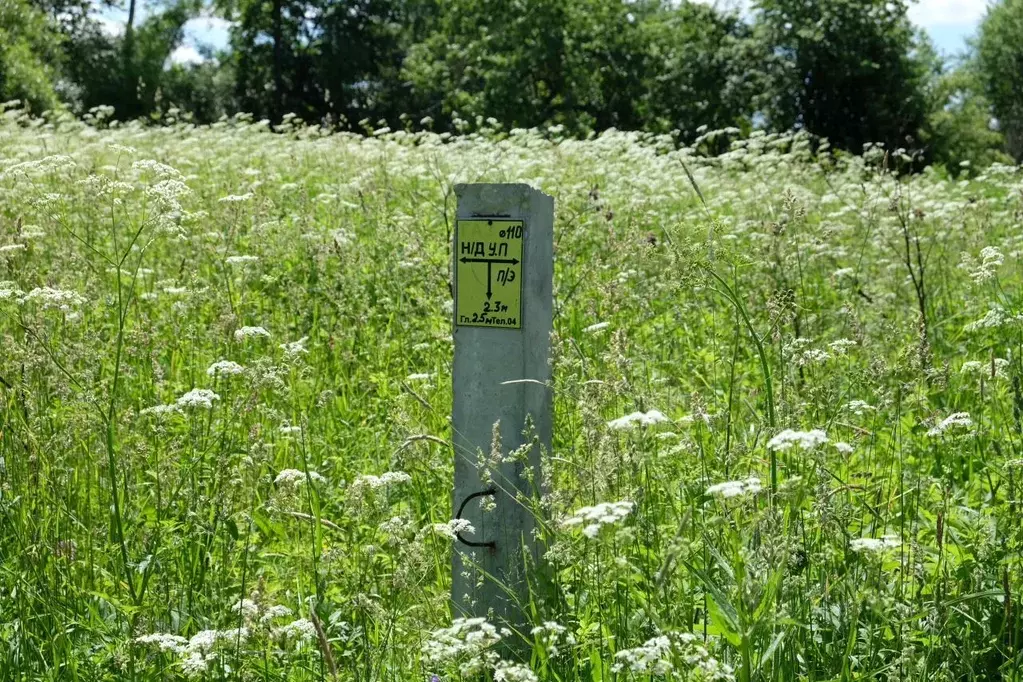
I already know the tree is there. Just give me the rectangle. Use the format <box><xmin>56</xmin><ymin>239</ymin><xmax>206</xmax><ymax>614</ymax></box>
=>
<box><xmin>920</xmin><ymin>57</ymin><xmax>1010</xmax><ymax>173</ymax></box>
<box><xmin>977</xmin><ymin>0</ymin><xmax>1023</xmax><ymax>160</ymax></box>
<box><xmin>753</xmin><ymin>0</ymin><xmax>930</xmax><ymax>153</ymax></box>
<box><xmin>638</xmin><ymin>2</ymin><xmax>763</xmax><ymax>139</ymax></box>
<box><xmin>54</xmin><ymin>2</ymin><xmax>193</xmax><ymax>118</ymax></box>
<box><xmin>0</xmin><ymin>0</ymin><xmax>62</xmax><ymax>112</ymax></box>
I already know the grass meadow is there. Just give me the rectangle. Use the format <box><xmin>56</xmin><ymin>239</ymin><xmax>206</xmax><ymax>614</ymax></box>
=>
<box><xmin>2</xmin><ymin>105</ymin><xmax>1023</xmax><ymax>681</ymax></box>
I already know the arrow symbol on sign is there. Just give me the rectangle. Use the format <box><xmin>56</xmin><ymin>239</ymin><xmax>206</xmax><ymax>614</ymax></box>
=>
<box><xmin>458</xmin><ymin>257</ymin><xmax>520</xmax><ymax>265</ymax></box>
<box><xmin>459</xmin><ymin>257</ymin><xmax>519</xmax><ymax>300</ymax></box>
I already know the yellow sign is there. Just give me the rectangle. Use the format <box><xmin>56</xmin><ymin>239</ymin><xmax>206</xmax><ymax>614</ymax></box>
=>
<box><xmin>455</xmin><ymin>220</ymin><xmax>524</xmax><ymax>328</ymax></box>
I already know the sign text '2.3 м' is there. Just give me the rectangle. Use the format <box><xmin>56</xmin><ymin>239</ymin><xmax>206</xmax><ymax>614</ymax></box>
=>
<box><xmin>455</xmin><ymin>220</ymin><xmax>524</xmax><ymax>328</ymax></box>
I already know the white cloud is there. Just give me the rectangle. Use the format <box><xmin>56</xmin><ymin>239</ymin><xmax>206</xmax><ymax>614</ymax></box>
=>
<box><xmin>169</xmin><ymin>45</ymin><xmax>205</xmax><ymax>66</ymax></box>
<box><xmin>907</xmin><ymin>0</ymin><xmax>992</xmax><ymax>27</ymax></box>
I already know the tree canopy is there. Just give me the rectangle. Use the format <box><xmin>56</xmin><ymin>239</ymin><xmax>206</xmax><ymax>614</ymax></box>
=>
<box><xmin>6</xmin><ymin>0</ymin><xmax>1022</xmax><ymax>169</ymax></box>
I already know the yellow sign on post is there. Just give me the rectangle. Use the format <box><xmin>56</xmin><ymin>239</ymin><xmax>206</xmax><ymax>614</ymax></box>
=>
<box><xmin>455</xmin><ymin>219</ymin><xmax>523</xmax><ymax>328</ymax></box>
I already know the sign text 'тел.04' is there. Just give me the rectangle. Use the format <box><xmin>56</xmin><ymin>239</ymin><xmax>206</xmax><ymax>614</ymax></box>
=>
<box><xmin>455</xmin><ymin>219</ymin><xmax>523</xmax><ymax>328</ymax></box>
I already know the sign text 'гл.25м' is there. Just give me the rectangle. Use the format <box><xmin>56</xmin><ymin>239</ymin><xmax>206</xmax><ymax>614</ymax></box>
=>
<box><xmin>455</xmin><ymin>219</ymin><xmax>523</xmax><ymax>328</ymax></box>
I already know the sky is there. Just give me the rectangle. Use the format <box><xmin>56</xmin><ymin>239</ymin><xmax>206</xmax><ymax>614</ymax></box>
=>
<box><xmin>94</xmin><ymin>0</ymin><xmax>993</xmax><ymax>67</ymax></box>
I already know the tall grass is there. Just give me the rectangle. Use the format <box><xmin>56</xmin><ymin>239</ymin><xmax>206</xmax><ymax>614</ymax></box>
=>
<box><xmin>1</xmin><ymin>106</ymin><xmax>1022</xmax><ymax>681</ymax></box>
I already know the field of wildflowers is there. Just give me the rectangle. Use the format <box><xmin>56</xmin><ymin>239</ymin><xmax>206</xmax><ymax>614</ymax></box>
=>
<box><xmin>2</xmin><ymin>104</ymin><xmax>1023</xmax><ymax>681</ymax></box>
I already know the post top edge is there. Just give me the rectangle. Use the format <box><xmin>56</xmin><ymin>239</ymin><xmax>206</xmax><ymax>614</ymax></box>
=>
<box><xmin>454</xmin><ymin>183</ymin><xmax>553</xmax><ymax>201</ymax></box>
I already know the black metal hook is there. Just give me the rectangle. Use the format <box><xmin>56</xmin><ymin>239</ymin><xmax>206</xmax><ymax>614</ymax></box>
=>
<box><xmin>455</xmin><ymin>487</ymin><xmax>497</xmax><ymax>548</ymax></box>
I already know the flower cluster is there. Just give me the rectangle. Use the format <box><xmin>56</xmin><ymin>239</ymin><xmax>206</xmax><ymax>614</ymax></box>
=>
<box><xmin>562</xmin><ymin>500</ymin><xmax>634</xmax><ymax>538</ymax></box>
<box><xmin>766</xmin><ymin>429</ymin><xmax>828</xmax><ymax>452</ymax></box>
<box><xmin>607</xmin><ymin>410</ymin><xmax>669</xmax><ymax>430</ymax></box>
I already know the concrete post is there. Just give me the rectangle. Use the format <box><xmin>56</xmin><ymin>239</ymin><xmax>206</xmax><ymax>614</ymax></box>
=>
<box><xmin>451</xmin><ymin>184</ymin><xmax>553</xmax><ymax>637</ymax></box>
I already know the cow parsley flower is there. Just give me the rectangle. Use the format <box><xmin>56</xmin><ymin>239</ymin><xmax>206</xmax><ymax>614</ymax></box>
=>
<box><xmin>493</xmin><ymin>661</ymin><xmax>538</xmax><ymax>682</ymax></box>
<box><xmin>613</xmin><ymin>635</ymin><xmax>674</xmax><ymax>675</ymax></box>
<box><xmin>0</xmin><ymin>282</ymin><xmax>23</xmax><ymax>300</ymax></box>
<box><xmin>280</xmin><ymin>337</ymin><xmax>308</xmax><ymax>356</ymax></box>
<box><xmin>226</xmin><ymin>255</ymin><xmax>259</xmax><ymax>266</ymax></box>
<box><xmin>431</xmin><ymin>519</ymin><xmax>476</xmax><ymax>540</ymax></box>
<box><xmin>766</xmin><ymin>429</ymin><xmax>828</xmax><ymax>452</ymax></box>
<box><xmin>134</xmin><ymin>633</ymin><xmax>188</xmax><ymax>653</ymax></box>
<box><xmin>607</xmin><ymin>410</ymin><xmax>669</xmax><ymax>430</ymax></box>
<box><xmin>351</xmin><ymin>471</ymin><xmax>412</xmax><ymax>491</ymax></box>
<box><xmin>845</xmin><ymin>400</ymin><xmax>874</xmax><ymax>416</ymax></box>
<box><xmin>562</xmin><ymin>501</ymin><xmax>634</xmax><ymax>538</ymax></box>
<box><xmin>175</xmin><ymin>389</ymin><xmax>220</xmax><ymax>410</ymax></box>
<box><xmin>850</xmin><ymin>535</ymin><xmax>901</xmax><ymax>553</ymax></box>
<box><xmin>583</xmin><ymin>321</ymin><xmax>610</xmax><ymax>333</ymax></box>
<box><xmin>22</xmin><ymin>287</ymin><xmax>86</xmax><ymax>311</ymax></box>
<box><xmin>422</xmin><ymin>618</ymin><xmax>508</xmax><ymax>667</ymax></box>
<box><xmin>219</xmin><ymin>193</ymin><xmax>254</xmax><ymax>203</ymax></box>
<box><xmin>235</xmin><ymin>326</ymin><xmax>270</xmax><ymax>342</ymax></box>
<box><xmin>274</xmin><ymin>469</ymin><xmax>326</xmax><ymax>487</ymax></box>
<box><xmin>140</xmin><ymin>403</ymin><xmax>180</xmax><ymax>416</ymax></box>
<box><xmin>927</xmin><ymin>412</ymin><xmax>973</xmax><ymax>437</ymax></box>
<box><xmin>273</xmin><ymin>618</ymin><xmax>317</xmax><ymax>647</ymax></box>
<box><xmin>206</xmin><ymin>360</ymin><xmax>245</xmax><ymax>377</ymax></box>
<box><xmin>706</xmin><ymin>477</ymin><xmax>762</xmax><ymax>499</ymax></box>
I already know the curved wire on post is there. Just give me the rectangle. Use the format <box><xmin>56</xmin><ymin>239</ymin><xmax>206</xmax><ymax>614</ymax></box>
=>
<box><xmin>455</xmin><ymin>487</ymin><xmax>497</xmax><ymax>548</ymax></box>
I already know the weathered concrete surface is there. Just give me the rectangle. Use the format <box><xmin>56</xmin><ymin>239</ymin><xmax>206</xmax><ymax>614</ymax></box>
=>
<box><xmin>451</xmin><ymin>184</ymin><xmax>553</xmax><ymax>636</ymax></box>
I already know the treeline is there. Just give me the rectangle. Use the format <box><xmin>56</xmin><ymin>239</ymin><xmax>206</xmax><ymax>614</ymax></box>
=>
<box><xmin>3</xmin><ymin>0</ymin><xmax>1023</xmax><ymax>169</ymax></box>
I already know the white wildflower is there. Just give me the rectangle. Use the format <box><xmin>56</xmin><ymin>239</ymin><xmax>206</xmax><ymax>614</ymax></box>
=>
<box><xmin>206</xmin><ymin>360</ymin><xmax>245</xmax><ymax>377</ymax></box>
<box><xmin>850</xmin><ymin>535</ymin><xmax>901</xmax><ymax>553</ymax></box>
<box><xmin>0</xmin><ymin>244</ymin><xmax>26</xmax><ymax>253</ymax></box>
<box><xmin>226</xmin><ymin>255</ymin><xmax>259</xmax><ymax>266</ymax></box>
<box><xmin>0</xmin><ymin>282</ymin><xmax>23</xmax><ymax>300</ymax></box>
<box><xmin>422</xmin><ymin>618</ymin><xmax>508</xmax><ymax>666</ymax></box>
<box><xmin>607</xmin><ymin>410</ymin><xmax>669</xmax><ymax>430</ymax></box>
<box><xmin>135</xmin><ymin>633</ymin><xmax>188</xmax><ymax>653</ymax></box>
<box><xmin>927</xmin><ymin>412</ymin><xmax>973</xmax><ymax>437</ymax></box>
<box><xmin>140</xmin><ymin>403</ymin><xmax>180</xmax><ymax>416</ymax></box>
<box><xmin>234</xmin><ymin>326</ymin><xmax>270</xmax><ymax>342</ymax></box>
<box><xmin>351</xmin><ymin>471</ymin><xmax>411</xmax><ymax>491</ymax></box>
<box><xmin>845</xmin><ymin>400</ymin><xmax>874</xmax><ymax>416</ymax></box>
<box><xmin>828</xmin><ymin>338</ymin><xmax>857</xmax><ymax>354</ymax></box>
<box><xmin>431</xmin><ymin>519</ymin><xmax>476</xmax><ymax>540</ymax></box>
<box><xmin>961</xmin><ymin>246</ymin><xmax>1004</xmax><ymax>283</ymax></box>
<box><xmin>132</xmin><ymin>159</ymin><xmax>183</xmax><ymax>179</ymax></box>
<box><xmin>274</xmin><ymin>469</ymin><xmax>327</xmax><ymax>487</ymax></box>
<box><xmin>706</xmin><ymin>477</ymin><xmax>762</xmax><ymax>499</ymax></box>
<box><xmin>961</xmin><ymin>358</ymin><xmax>1009</xmax><ymax>378</ymax></box>
<box><xmin>562</xmin><ymin>501</ymin><xmax>634</xmax><ymax>538</ymax></box>
<box><xmin>179</xmin><ymin>651</ymin><xmax>213</xmax><ymax>675</ymax></box>
<box><xmin>613</xmin><ymin>635</ymin><xmax>674</xmax><ymax>675</ymax></box>
<box><xmin>583</xmin><ymin>321</ymin><xmax>610</xmax><ymax>333</ymax></box>
<box><xmin>219</xmin><ymin>193</ymin><xmax>254</xmax><ymax>203</ymax></box>
<box><xmin>494</xmin><ymin>660</ymin><xmax>538</xmax><ymax>682</ymax></box>
<box><xmin>766</xmin><ymin>429</ymin><xmax>828</xmax><ymax>452</ymax></box>
<box><xmin>259</xmin><ymin>605</ymin><xmax>293</xmax><ymax>624</ymax></box>
<box><xmin>273</xmin><ymin>618</ymin><xmax>317</xmax><ymax>647</ymax></box>
<box><xmin>22</xmin><ymin>287</ymin><xmax>86</xmax><ymax>312</ymax></box>
<box><xmin>833</xmin><ymin>441</ymin><xmax>854</xmax><ymax>454</ymax></box>
<box><xmin>280</xmin><ymin>337</ymin><xmax>308</xmax><ymax>356</ymax></box>
<box><xmin>175</xmin><ymin>389</ymin><xmax>220</xmax><ymax>410</ymax></box>
<box><xmin>406</xmin><ymin>372</ymin><xmax>434</xmax><ymax>381</ymax></box>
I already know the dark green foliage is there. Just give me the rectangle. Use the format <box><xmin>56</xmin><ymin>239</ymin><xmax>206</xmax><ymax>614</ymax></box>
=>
<box><xmin>753</xmin><ymin>0</ymin><xmax>930</xmax><ymax>153</ymax></box>
<box><xmin>977</xmin><ymin>0</ymin><xmax>1023</xmax><ymax>160</ymax></box>
<box><xmin>638</xmin><ymin>2</ymin><xmax>764</xmax><ymax>139</ymax></box>
<box><xmin>921</xmin><ymin>58</ymin><xmax>1012</xmax><ymax>173</ymax></box>
<box><xmin>0</xmin><ymin>0</ymin><xmax>62</xmax><ymax>112</ymax></box>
